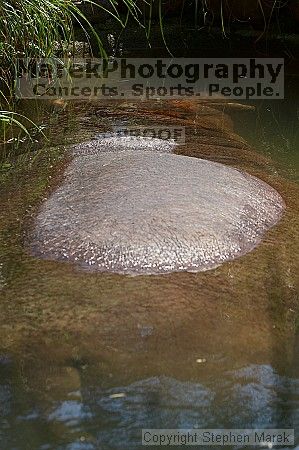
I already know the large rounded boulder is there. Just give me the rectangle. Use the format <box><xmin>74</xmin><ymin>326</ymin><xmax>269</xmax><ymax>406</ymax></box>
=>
<box><xmin>28</xmin><ymin>148</ymin><xmax>285</xmax><ymax>275</ymax></box>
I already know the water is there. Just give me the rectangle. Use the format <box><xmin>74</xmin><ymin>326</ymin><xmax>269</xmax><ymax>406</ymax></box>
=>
<box><xmin>0</xmin><ymin>41</ymin><xmax>299</xmax><ymax>450</ymax></box>
<box><xmin>233</xmin><ymin>75</ymin><xmax>299</xmax><ymax>183</ymax></box>
<box><xmin>1</xmin><ymin>365</ymin><xmax>299</xmax><ymax>449</ymax></box>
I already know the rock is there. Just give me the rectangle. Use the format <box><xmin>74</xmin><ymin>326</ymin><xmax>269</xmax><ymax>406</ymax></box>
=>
<box><xmin>71</xmin><ymin>134</ymin><xmax>177</xmax><ymax>157</ymax></box>
<box><xmin>28</xmin><ymin>146</ymin><xmax>285</xmax><ymax>275</ymax></box>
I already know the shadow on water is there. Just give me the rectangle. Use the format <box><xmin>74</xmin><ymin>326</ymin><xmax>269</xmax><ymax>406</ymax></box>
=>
<box><xmin>0</xmin><ymin>35</ymin><xmax>299</xmax><ymax>449</ymax></box>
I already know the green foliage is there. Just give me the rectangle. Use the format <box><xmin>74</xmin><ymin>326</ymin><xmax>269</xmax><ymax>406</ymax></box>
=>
<box><xmin>0</xmin><ymin>0</ymin><xmax>123</xmax><ymax>158</ymax></box>
<box><xmin>0</xmin><ymin>0</ymin><xmax>113</xmax><ymax>64</ymax></box>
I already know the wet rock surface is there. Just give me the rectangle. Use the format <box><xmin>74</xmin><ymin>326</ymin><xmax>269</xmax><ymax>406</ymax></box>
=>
<box><xmin>71</xmin><ymin>134</ymin><xmax>177</xmax><ymax>157</ymax></box>
<box><xmin>29</xmin><ymin>145</ymin><xmax>285</xmax><ymax>274</ymax></box>
<box><xmin>0</xmin><ymin>96</ymin><xmax>298</xmax><ymax>450</ymax></box>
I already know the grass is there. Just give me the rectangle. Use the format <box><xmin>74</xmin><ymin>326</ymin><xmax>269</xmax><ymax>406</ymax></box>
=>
<box><xmin>0</xmin><ymin>0</ymin><xmax>141</xmax><ymax>164</ymax></box>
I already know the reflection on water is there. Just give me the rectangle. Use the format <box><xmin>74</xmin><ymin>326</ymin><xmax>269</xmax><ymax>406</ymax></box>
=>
<box><xmin>1</xmin><ymin>364</ymin><xmax>299</xmax><ymax>449</ymax></box>
<box><xmin>0</xmin><ymin>75</ymin><xmax>298</xmax><ymax>448</ymax></box>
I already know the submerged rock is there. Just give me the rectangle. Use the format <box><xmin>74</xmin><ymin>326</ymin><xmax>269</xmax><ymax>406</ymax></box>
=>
<box><xmin>28</xmin><ymin>149</ymin><xmax>285</xmax><ymax>275</ymax></box>
<box><xmin>71</xmin><ymin>134</ymin><xmax>177</xmax><ymax>157</ymax></box>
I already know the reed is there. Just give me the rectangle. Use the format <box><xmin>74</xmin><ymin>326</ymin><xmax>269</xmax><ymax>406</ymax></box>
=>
<box><xmin>0</xmin><ymin>0</ymin><xmax>126</xmax><ymax>160</ymax></box>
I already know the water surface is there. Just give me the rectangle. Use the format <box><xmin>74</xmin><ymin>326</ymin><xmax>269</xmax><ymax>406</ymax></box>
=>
<box><xmin>0</xmin><ymin>71</ymin><xmax>298</xmax><ymax>449</ymax></box>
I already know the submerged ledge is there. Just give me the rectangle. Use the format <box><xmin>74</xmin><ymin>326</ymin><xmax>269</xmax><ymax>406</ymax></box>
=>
<box><xmin>28</xmin><ymin>142</ymin><xmax>285</xmax><ymax>275</ymax></box>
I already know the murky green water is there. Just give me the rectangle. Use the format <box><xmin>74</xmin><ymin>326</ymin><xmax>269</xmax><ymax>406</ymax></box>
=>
<box><xmin>233</xmin><ymin>76</ymin><xmax>299</xmax><ymax>183</ymax></box>
<box><xmin>0</xmin><ymin>46</ymin><xmax>299</xmax><ymax>449</ymax></box>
